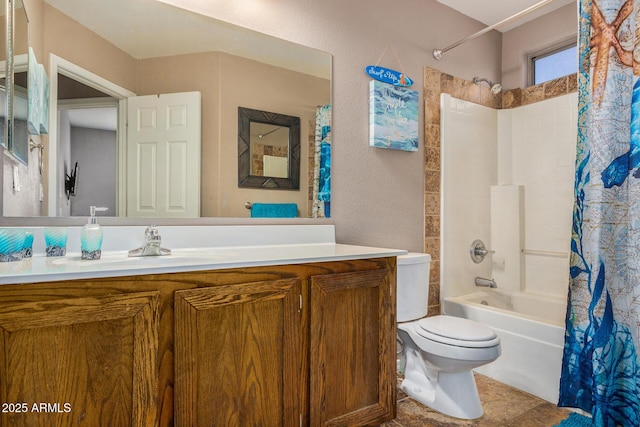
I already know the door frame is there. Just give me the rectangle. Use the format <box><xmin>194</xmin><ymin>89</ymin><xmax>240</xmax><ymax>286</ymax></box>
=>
<box><xmin>48</xmin><ymin>54</ymin><xmax>136</xmax><ymax>217</ymax></box>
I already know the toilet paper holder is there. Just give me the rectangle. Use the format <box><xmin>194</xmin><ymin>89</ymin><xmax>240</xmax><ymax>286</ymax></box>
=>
<box><xmin>470</xmin><ymin>239</ymin><xmax>494</xmax><ymax>263</ymax></box>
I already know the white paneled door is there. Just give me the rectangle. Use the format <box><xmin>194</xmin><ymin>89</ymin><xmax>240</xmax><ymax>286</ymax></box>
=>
<box><xmin>126</xmin><ymin>92</ymin><xmax>201</xmax><ymax>217</ymax></box>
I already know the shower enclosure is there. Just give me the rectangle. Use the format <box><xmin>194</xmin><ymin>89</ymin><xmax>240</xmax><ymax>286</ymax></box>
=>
<box><xmin>439</xmin><ymin>92</ymin><xmax>577</xmax><ymax>402</ymax></box>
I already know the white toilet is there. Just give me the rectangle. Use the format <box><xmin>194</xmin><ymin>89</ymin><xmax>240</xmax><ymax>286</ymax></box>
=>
<box><xmin>396</xmin><ymin>253</ymin><xmax>500</xmax><ymax>419</ymax></box>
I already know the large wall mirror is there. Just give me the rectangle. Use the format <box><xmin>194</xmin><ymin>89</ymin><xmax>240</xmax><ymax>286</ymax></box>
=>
<box><xmin>3</xmin><ymin>0</ymin><xmax>331</xmax><ymax>219</ymax></box>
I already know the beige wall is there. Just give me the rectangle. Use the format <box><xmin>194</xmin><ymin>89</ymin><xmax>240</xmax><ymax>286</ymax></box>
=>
<box><xmin>502</xmin><ymin>3</ymin><xmax>578</xmax><ymax>91</ymax></box>
<box><xmin>137</xmin><ymin>52</ymin><xmax>329</xmax><ymax>217</ymax></box>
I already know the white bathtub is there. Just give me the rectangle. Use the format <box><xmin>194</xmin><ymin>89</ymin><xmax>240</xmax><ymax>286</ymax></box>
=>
<box><xmin>443</xmin><ymin>290</ymin><xmax>567</xmax><ymax>403</ymax></box>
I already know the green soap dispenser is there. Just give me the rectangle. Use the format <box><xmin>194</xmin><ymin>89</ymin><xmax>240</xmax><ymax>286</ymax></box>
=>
<box><xmin>81</xmin><ymin>206</ymin><xmax>108</xmax><ymax>260</ymax></box>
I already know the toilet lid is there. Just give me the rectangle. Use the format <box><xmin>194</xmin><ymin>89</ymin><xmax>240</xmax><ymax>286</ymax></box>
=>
<box><xmin>416</xmin><ymin>315</ymin><xmax>499</xmax><ymax>348</ymax></box>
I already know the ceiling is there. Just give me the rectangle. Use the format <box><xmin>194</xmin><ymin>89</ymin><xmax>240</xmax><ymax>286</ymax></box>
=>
<box><xmin>67</xmin><ymin>108</ymin><xmax>117</xmax><ymax>132</ymax></box>
<box><xmin>44</xmin><ymin>0</ymin><xmax>329</xmax><ymax>78</ymax></box>
<box><xmin>437</xmin><ymin>0</ymin><xmax>575</xmax><ymax>32</ymax></box>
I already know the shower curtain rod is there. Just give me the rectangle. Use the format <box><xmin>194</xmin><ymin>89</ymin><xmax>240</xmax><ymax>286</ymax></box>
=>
<box><xmin>433</xmin><ymin>0</ymin><xmax>557</xmax><ymax>60</ymax></box>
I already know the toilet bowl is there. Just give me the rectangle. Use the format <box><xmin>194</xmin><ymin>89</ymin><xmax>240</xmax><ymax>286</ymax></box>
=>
<box><xmin>396</xmin><ymin>253</ymin><xmax>501</xmax><ymax>420</ymax></box>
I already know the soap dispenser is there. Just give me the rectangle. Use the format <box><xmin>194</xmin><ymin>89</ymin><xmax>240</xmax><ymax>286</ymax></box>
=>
<box><xmin>81</xmin><ymin>206</ymin><xmax>108</xmax><ymax>260</ymax></box>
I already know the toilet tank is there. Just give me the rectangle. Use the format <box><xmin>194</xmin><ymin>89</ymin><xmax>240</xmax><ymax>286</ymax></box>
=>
<box><xmin>397</xmin><ymin>253</ymin><xmax>431</xmax><ymax>322</ymax></box>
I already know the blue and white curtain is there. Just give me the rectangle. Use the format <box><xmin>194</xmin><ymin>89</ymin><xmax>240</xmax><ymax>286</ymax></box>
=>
<box><xmin>312</xmin><ymin>104</ymin><xmax>331</xmax><ymax>218</ymax></box>
<box><xmin>559</xmin><ymin>0</ymin><xmax>640</xmax><ymax>425</ymax></box>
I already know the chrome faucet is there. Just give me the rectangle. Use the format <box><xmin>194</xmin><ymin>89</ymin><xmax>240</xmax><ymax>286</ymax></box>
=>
<box><xmin>128</xmin><ymin>226</ymin><xmax>171</xmax><ymax>257</ymax></box>
<box><xmin>474</xmin><ymin>277</ymin><xmax>497</xmax><ymax>288</ymax></box>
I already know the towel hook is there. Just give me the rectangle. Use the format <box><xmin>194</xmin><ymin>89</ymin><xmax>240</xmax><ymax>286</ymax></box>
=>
<box><xmin>29</xmin><ymin>138</ymin><xmax>45</xmax><ymax>175</ymax></box>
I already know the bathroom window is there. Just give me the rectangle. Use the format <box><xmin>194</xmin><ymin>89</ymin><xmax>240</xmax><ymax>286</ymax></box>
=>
<box><xmin>529</xmin><ymin>42</ymin><xmax>577</xmax><ymax>86</ymax></box>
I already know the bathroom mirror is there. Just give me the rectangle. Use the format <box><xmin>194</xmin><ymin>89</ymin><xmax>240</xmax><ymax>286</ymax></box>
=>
<box><xmin>238</xmin><ymin>107</ymin><xmax>300</xmax><ymax>190</ymax></box>
<box><xmin>7</xmin><ymin>0</ymin><xmax>331</xmax><ymax>219</ymax></box>
<box><xmin>1</xmin><ymin>0</ymin><xmax>29</xmax><ymax>165</ymax></box>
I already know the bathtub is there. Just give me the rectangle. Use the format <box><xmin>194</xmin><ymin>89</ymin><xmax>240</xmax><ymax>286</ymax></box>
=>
<box><xmin>443</xmin><ymin>290</ymin><xmax>566</xmax><ymax>403</ymax></box>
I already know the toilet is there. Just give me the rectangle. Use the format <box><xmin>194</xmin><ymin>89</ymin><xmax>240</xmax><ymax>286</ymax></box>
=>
<box><xmin>396</xmin><ymin>253</ymin><xmax>500</xmax><ymax>420</ymax></box>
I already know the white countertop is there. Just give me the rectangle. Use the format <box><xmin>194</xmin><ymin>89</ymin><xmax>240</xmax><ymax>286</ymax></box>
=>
<box><xmin>0</xmin><ymin>225</ymin><xmax>407</xmax><ymax>284</ymax></box>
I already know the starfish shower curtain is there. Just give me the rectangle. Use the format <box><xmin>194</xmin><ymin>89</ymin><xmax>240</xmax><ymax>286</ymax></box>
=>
<box><xmin>559</xmin><ymin>0</ymin><xmax>640</xmax><ymax>425</ymax></box>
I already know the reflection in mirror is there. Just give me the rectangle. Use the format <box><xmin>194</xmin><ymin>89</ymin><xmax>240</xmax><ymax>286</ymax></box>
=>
<box><xmin>238</xmin><ymin>106</ymin><xmax>300</xmax><ymax>190</ymax></box>
<box><xmin>1</xmin><ymin>0</ymin><xmax>44</xmax><ymax>219</ymax></box>
<box><xmin>11</xmin><ymin>86</ymin><xmax>28</xmax><ymax>162</ymax></box>
<box><xmin>0</xmin><ymin>0</ymin><xmax>27</xmax><ymax>158</ymax></box>
<box><xmin>7</xmin><ymin>0</ymin><xmax>29</xmax><ymax>165</ymax></box>
<box><xmin>58</xmin><ymin>95</ymin><xmax>118</xmax><ymax>218</ymax></box>
<box><xmin>250</xmin><ymin>123</ymin><xmax>290</xmax><ymax>178</ymax></box>
<box><xmin>8</xmin><ymin>0</ymin><xmax>331</xmax><ymax>219</ymax></box>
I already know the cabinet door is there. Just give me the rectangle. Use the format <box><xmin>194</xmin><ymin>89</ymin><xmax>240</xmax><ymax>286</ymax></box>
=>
<box><xmin>0</xmin><ymin>291</ymin><xmax>159</xmax><ymax>427</ymax></box>
<box><xmin>310</xmin><ymin>269</ymin><xmax>395</xmax><ymax>427</ymax></box>
<box><xmin>175</xmin><ymin>278</ymin><xmax>301</xmax><ymax>427</ymax></box>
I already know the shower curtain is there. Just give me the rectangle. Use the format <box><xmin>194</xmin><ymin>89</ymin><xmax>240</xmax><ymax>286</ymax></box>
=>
<box><xmin>312</xmin><ymin>104</ymin><xmax>331</xmax><ymax>218</ymax></box>
<box><xmin>559</xmin><ymin>0</ymin><xmax>640</xmax><ymax>425</ymax></box>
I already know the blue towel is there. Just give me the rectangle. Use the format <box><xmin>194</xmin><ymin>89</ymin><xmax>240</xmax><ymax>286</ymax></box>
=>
<box><xmin>250</xmin><ymin>203</ymin><xmax>298</xmax><ymax>218</ymax></box>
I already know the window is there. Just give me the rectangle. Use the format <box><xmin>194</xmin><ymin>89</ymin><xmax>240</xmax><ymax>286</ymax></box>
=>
<box><xmin>530</xmin><ymin>43</ymin><xmax>577</xmax><ymax>86</ymax></box>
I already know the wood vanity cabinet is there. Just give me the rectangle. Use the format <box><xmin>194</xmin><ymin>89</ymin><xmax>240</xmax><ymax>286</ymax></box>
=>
<box><xmin>0</xmin><ymin>257</ymin><xmax>396</xmax><ymax>427</ymax></box>
<box><xmin>0</xmin><ymin>289</ymin><xmax>159</xmax><ymax>426</ymax></box>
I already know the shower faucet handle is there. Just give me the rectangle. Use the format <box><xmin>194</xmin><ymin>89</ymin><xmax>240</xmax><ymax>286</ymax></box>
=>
<box><xmin>470</xmin><ymin>239</ymin><xmax>494</xmax><ymax>263</ymax></box>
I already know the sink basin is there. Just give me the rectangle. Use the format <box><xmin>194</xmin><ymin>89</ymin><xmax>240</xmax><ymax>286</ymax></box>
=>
<box><xmin>170</xmin><ymin>248</ymin><xmax>237</xmax><ymax>258</ymax></box>
<box><xmin>49</xmin><ymin>248</ymin><xmax>237</xmax><ymax>268</ymax></box>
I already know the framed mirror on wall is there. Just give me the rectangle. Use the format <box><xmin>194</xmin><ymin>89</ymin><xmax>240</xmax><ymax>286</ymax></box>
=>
<box><xmin>238</xmin><ymin>107</ymin><xmax>300</xmax><ymax>190</ymax></box>
<box><xmin>1</xmin><ymin>0</ymin><xmax>331</xmax><ymax>220</ymax></box>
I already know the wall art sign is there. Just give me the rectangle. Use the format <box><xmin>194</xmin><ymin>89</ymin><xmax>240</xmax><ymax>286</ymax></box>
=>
<box><xmin>369</xmin><ymin>80</ymin><xmax>418</xmax><ymax>151</ymax></box>
<box><xmin>365</xmin><ymin>65</ymin><xmax>413</xmax><ymax>87</ymax></box>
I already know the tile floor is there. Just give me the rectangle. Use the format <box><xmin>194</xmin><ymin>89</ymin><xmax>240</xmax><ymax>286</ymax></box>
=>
<box><xmin>383</xmin><ymin>373</ymin><xmax>573</xmax><ymax>427</ymax></box>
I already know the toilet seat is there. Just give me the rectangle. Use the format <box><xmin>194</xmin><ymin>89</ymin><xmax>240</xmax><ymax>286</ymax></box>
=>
<box><xmin>416</xmin><ymin>315</ymin><xmax>500</xmax><ymax>348</ymax></box>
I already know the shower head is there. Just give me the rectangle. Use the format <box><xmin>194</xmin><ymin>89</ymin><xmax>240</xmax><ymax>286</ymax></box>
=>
<box><xmin>472</xmin><ymin>77</ymin><xmax>502</xmax><ymax>94</ymax></box>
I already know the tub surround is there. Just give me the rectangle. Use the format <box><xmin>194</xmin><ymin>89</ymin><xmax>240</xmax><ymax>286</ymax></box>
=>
<box><xmin>0</xmin><ymin>225</ymin><xmax>406</xmax><ymax>284</ymax></box>
<box><xmin>439</xmin><ymin>92</ymin><xmax>576</xmax><ymax>300</ymax></box>
<box><xmin>490</xmin><ymin>185</ymin><xmax>524</xmax><ymax>292</ymax></box>
<box><xmin>425</xmin><ymin>66</ymin><xmax>578</xmax><ymax>315</ymax></box>
<box><xmin>0</xmin><ymin>224</ymin><xmax>402</xmax><ymax>426</ymax></box>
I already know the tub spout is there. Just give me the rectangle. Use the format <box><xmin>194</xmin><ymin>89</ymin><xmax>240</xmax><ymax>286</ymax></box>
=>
<box><xmin>475</xmin><ymin>277</ymin><xmax>497</xmax><ymax>288</ymax></box>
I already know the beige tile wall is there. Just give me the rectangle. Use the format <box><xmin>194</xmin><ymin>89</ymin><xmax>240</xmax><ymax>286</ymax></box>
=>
<box><xmin>423</xmin><ymin>66</ymin><xmax>577</xmax><ymax>315</ymax></box>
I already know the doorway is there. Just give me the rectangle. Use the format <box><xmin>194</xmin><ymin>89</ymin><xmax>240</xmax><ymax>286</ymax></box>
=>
<box><xmin>48</xmin><ymin>54</ymin><xmax>135</xmax><ymax>217</ymax></box>
<box><xmin>58</xmin><ymin>94</ymin><xmax>118</xmax><ymax>217</ymax></box>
